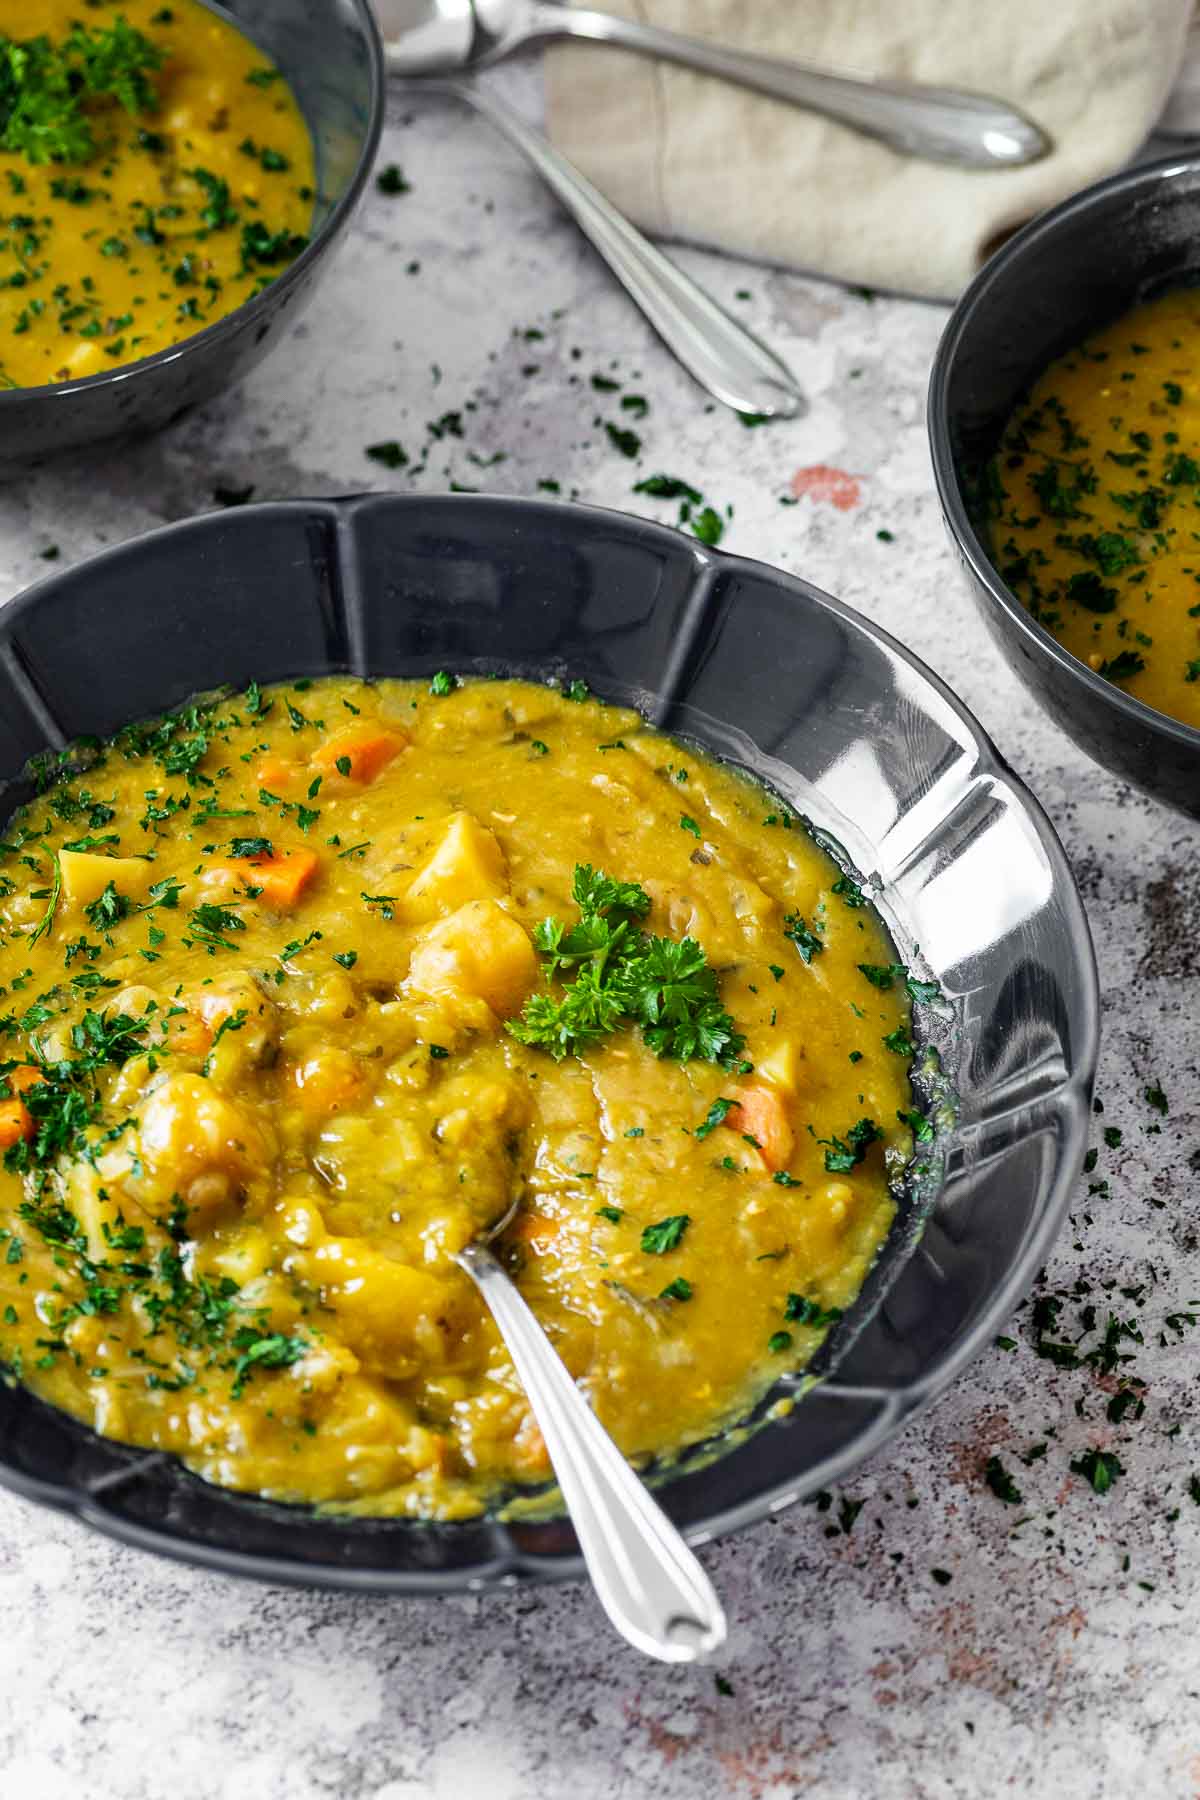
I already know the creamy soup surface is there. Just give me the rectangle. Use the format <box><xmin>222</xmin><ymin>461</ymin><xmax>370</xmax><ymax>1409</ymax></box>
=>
<box><xmin>991</xmin><ymin>288</ymin><xmax>1200</xmax><ymax>728</ymax></box>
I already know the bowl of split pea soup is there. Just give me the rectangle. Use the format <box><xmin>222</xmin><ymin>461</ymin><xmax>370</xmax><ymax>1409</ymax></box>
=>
<box><xmin>929</xmin><ymin>153</ymin><xmax>1200</xmax><ymax>817</ymax></box>
<box><xmin>0</xmin><ymin>0</ymin><xmax>383</xmax><ymax>469</ymax></box>
<box><xmin>0</xmin><ymin>493</ymin><xmax>1098</xmax><ymax>1591</ymax></box>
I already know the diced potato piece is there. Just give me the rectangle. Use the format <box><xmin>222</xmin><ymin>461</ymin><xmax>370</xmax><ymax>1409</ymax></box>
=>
<box><xmin>65</xmin><ymin>1160</ymin><xmax>150</xmax><ymax>1265</ymax></box>
<box><xmin>60</xmin><ymin>341</ymin><xmax>103</xmax><ymax>380</ymax></box>
<box><xmin>59</xmin><ymin>850</ymin><xmax>155</xmax><ymax>910</ymax></box>
<box><xmin>405</xmin><ymin>899</ymin><xmax>536</xmax><ymax>1019</ymax></box>
<box><xmin>403</xmin><ymin>812</ymin><xmax>507</xmax><ymax>922</ymax></box>
<box><xmin>755</xmin><ymin>1039</ymin><xmax>800</xmax><ymax>1093</ymax></box>
<box><xmin>293</xmin><ymin>1236</ymin><xmax>471</xmax><ymax>1374</ymax></box>
<box><xmin>128</xmin><ymin>1072</ymin><xmax>272</xmax><ymax>1221</ymax></box>
<box><xmin>203</xmin><ymin>1226</ymin><xmax>276</xmax><ymax>1285</ymax></box>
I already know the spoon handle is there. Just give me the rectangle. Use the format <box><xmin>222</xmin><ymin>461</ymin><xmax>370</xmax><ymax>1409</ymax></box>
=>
<box><xmin>534</xmin><ymin>4</ymin><xmax>1050</xmax><ymax>169</ymax></box>
<box><xmin>457</xmin><ymin>1239</ymin><xmax>727</xmax><ymax>1664</ymax></box>
<box><xmin>411</xmin><ymin>77</ymin><xmax>802</xmax><ymax>419</ymax></box>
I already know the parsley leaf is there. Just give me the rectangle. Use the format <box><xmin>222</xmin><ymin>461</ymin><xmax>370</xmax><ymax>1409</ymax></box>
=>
<box><xmin>783</xmin><ymin>913</ymin><xmax>823</xmax><ymax>963</ymax></box>
<box><xmin>641</xmin><ymin>1214</ymin><xmax>689</xmax><ymax>1254</ymax></box>
<box><xmin>819</xmin><ymin>1116</ymin><xmax>880</xmax><ymax>1174</ymax></box>
<box><xmin>1070</xmin><ymin>1447</ymin><xmax>1123</xmax><ymax>1494</ymax></box>
<box><xmin>694</xmin><ymin>1097</ymin><xmax>736</xmax><ymax>1140</ymax></box>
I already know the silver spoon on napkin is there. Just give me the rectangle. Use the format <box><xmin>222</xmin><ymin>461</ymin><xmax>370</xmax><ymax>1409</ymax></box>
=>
<box><xmin>456</xmin><ymin>1199</ymin><xmax>727</xmax><ymax>1664</ymax></box>
<box><xmin>382</xmin><ymin>0</ymin><xmax>1050</xmax><ymax>168</ymax></box>
<box><xmin>385</xmin><ymin>35</ymin><xmax>804</xmax><ymax>416</ymax></box>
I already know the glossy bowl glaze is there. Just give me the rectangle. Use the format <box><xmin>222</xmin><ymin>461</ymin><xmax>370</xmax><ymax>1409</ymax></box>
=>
<box><xmin>0</xmin><ymin>495</ymin><xmax>1099</xmax><ymax>1591</ymax></box>
<box><xmin>929</xmin><ymin>153</ymin><xmax>1200</xmax><ymax>818</ymax></box>
<box><xmin>0</xmin><ymin>0</ymin><xmax>384</xmax><ymax>473</ymax></box>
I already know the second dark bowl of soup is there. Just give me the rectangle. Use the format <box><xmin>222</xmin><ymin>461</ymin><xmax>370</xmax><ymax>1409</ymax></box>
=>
<box><xmin>929</xmin><ymin>153</ymin><xmax>1200</xmax><ymax>818</ymax></box>
<box><xmin>0</xmin><ymin>0</ymin><xmax>383</xmax><ymax>471</ymax></box>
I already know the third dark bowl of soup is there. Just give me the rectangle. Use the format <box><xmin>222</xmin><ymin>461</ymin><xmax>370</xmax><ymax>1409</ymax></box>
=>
<box><xmin>0</xmin><ymin>0</ymin><xmax>383</xmax><ymax>470</ymax></box>
<box><xmin>929</xmin><ymin>153</ymin><xmax>1200</xmax><ymax>818</ymax></box>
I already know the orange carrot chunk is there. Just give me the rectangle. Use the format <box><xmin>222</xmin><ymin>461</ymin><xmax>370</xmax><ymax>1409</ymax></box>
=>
<box><xmin>255</xmin><ymin>754</ymin><xmax>298</xmax><ymax>791</ymax></box>
<box><xmin>725</xmin><ymin>1084</ymin><xmax>794</xmax><ymax>1172</ymax></box>
<box><xmin>245</xmin><ymin>848</ymin><xmax>319</xmax><ymax>909</ymax></box>
<box><xmin>512</xmin><ymin>1409</ymin><xmax>551</xmax><ymax>1477</ymax></box>
<box><xmin>510</xmin><ymin>1211</ymin><xmax>562</xmax><ymax>1246</ymax></box>
<box><xmin>311</xmin><ymin>722</ymin><xmax>407</xmax><ymax>785</ymax></box>
<box><xmin>0</xmin><ymin>1065</ymin><xmax>44</xmax><ymax>1150</ymax></box>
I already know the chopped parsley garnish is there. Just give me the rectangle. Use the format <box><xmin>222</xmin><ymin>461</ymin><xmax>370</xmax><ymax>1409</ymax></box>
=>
<box><xmin>366</xmin><ymin>440</ymin><xmax>407</xmax><ymax>469</ymax></box>
<box><xmin>1070</xmin><ymin>1447</ymin><xmax>1124</xmax><ymax>1494</ymax></box>
<box><xmin>782</xmin><ymin>913</ymin><xmax>823</xmax><ymax>964</ymax></box>
<box><xmin>228</xmin><ymin>1328</ymin><xmax>307</xmax><ymax>1398</ymax></box>
<box><xmin>187</xmin><ymin>902</ymin><xmax>245</xmax><ymax>951</ymax></box>
<box><xmin>784</xmin><ymin>1294</ymin><xmax>843</xmax><ymax>1329</ymax></box>
<box><xmin>983</xmin><ymin>1455</ymin><xmax>1023</xmax><ymax>1504</ymax></box>
<box><xmin>819</xmin><ymin>1116</ymin><xmax>880</xmax><ymax>1174</ymax></box>
<box><xmin>83</xmin><ymin>881</ymin><xmax>131</xmax><ymax>933</ymax></box>
<box><xmin>641</xmin><ymin>1214</ymin><xmax>689</xmax><ymax>1255</ymax></box>
<box><xmin>429</xmin><ymin>670</ymin><xmax>456</xmax><ymax>696</ymax></box>
<box><xmin>695</xmin><ymin>1097</ymin><xmax>736</xmax><ymax>1140</ymax></box>
<box><xmin>897</xmin><ymin>1107</ymin><xmax>934</xmax><ymax>1142</ymax></box>
<box><xmin>1097</xmin><ymin>650</ymin><xmax>1146</xmax><ymax>682</ymax></box>
<box><xmin>0</xmin><ymin>22</ymin><xmax>164</xmax><ymax>167</ymax></box>
<box><xmin>858</xmin><ymin>961</ymin><xmax>904</xmax><ymax>989</ymax></box>
<box><xmin>376</xmin><ymin>163</ymin><xmax>411</xmax><ymax>195</ymax></box>
<box><xmin>659</xmin><ymin>1277</ymin><xmax>692</xmax><ymax>1302</ymax></box>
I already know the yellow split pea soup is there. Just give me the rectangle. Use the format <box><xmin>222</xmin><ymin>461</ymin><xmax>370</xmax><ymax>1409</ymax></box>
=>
<box><xmin>0</xmin><ymin>676</ymin><xmax>918</xmax><ymax>1519</ymax></box>
<box><xmin>991</xmin><ymin>288</ymin><xmax>1200</xmax><ymax>729</ymax></box>
<box><xmin>0</xmin><ymin>0</ymin><xmax>313</xmax><ymax>389</ymax></box>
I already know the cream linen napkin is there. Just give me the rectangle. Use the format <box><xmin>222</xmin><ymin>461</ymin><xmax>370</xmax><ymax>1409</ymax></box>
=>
<box><xmin>544</xmin><ymin>0</ymin><xmax>1192</xmax><ymax>300</ymax></box>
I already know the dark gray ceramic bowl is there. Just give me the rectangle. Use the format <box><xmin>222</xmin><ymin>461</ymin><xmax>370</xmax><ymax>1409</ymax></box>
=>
<box><xmin>0</xmin><ymin>495</ymin><xmax>1098</xmax><ymax>1591</ymax></box>
<box><xmin>0</xmin><ymin>0</ymin><xmax>384</xmax><ymax>473</ymax></box>
<box><xmin>929</xmin><ymin>153</ymin><xmax>1200</xmax><ymax>818</ymax></box>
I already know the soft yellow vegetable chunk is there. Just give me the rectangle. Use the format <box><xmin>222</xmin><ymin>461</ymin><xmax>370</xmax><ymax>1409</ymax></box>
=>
<box><xmin>294</xmin><ymin>1237</ymin><xmax>470</xmax><ymax>1374</ymax></box>
<box><xmin>58</xmin><ymin>849</ymin><xmax>155</xmax><ymax>910</ymax></box>
<box><xmin>403</xmin><ymin>812</ymin><xmax>507</xmax><ymax>921</ymax></box>
<box><xmin>127</xmin><ymin>1073</ymin><xmax>272</xmax><ymax>1220</ymax></box>
<box><xmin>405</xmin><ymin>899</ymin><xmax>537</xmax><ymax>1019</ymax></box>
<box><xmin>755</xmin><ymin>1039</ymin><xmax>800</xmax><ymax>1092</ymax></box>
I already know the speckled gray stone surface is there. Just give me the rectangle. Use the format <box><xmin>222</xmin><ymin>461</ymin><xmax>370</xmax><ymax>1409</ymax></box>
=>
<box><xmin>0</xmin><ymin>75</ymin><xmax>1197</xmax><ymax>1800</ymax></box>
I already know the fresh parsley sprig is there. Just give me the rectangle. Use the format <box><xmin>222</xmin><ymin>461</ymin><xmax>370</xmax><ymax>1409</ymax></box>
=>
<box><xmin>508</xmin><ymin>864</ymin><xmax>745</xmax><ymax>1067</ymax></box>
